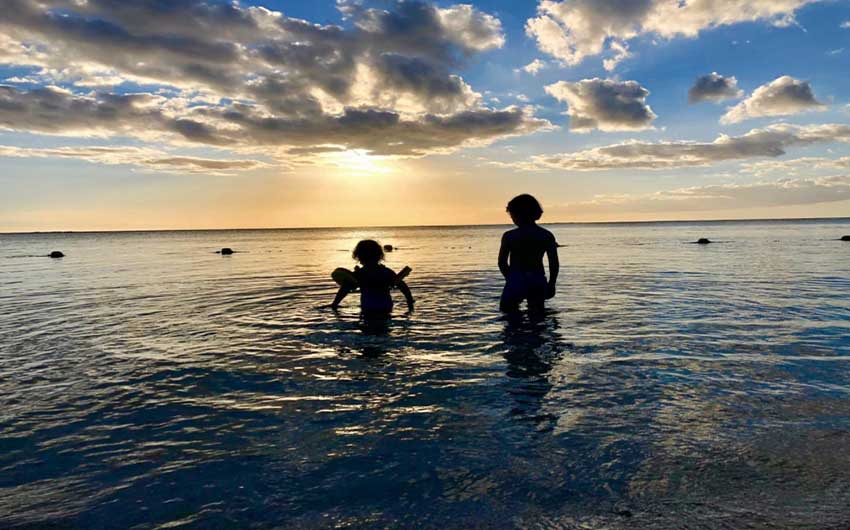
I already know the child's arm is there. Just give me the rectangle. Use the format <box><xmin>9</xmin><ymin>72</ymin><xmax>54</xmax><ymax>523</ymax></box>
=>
<box><xmin>498</xmin><ymin>233</ymin><xmax>510</xmax><ymax>279</ymax></box>
<box><xmin>546</xmin><ymin>245</ymin><xmax>560</xmax><ymax>299</ymax></box>
<box><xmin>397</xmin><ymin>280</ymin><xmax>415</xmax><ymax>309</ymax></box>
<box><xmin>330</xmin><ymin>286</ymin><xmax>352</xmax><ymax>309</ymax></box>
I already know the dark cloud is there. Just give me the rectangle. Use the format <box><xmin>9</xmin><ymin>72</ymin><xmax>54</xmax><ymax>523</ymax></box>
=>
<box><xmin>142</xmin><ymin>157</ymin><xmax>263</xmax><ymax>171</ymax></box>
<box><xmin>1</xmin><ymin>0</ymin><xmax>244</xmax><ymax>90</ymax></box>
<box><xmin>342</xmin><ymin>0</ymin><xmax>503</xmax><ymax>60</ymax></box>
<box><xmin>688</xmin><ymin>72</ymin><xmax>743</xmax><ymax>103</ymax></box>
<box><xmin>0</xmin><ymin>85</ymin><xmax>163</xmax><ymax>134</ymax></box>
<box><xmin>0</xmin><ymin>0</ymin><xmax>537</xmax><ymax>162</ymax></box>
<box><xmin>545</xmin><ymin>78</ymin><xmax>656</xmax><ymax>132</ymax></box>
<box><xmin>0</xmin><ymin>85</ymin><xmax>545</xmax><ymax>157</ymax></box>
<box><xmin>372</xmin><ymin>54</ymin><xmax>473</xmax><ymax>112</ymax></box>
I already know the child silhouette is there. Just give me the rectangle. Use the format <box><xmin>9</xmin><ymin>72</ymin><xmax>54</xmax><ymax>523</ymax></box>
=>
<box><xmin>498</xmin><ymin>194</ymin><xmax>559</xmax><ymax>314</ymax></box>
<box><xmin>331</xmin><ymin>240</ymin><xmax>414</xmax><ymax>316</ymax></box>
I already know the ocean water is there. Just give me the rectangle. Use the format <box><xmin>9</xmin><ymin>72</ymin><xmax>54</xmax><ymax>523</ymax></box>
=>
<box><xmin>2</xmin><ymin>219</ymin><xmax>850</xmax><ymax>529</ymax></box>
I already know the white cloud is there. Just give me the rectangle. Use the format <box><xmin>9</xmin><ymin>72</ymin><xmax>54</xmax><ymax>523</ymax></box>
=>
<box><xmin>545</xmin><ymin>78</ymin><xmax>656</xmax><ymax>132</ymax></box>
<box><xmin>742</xmin><ymin>157</ymin><xmax>850</xmax><ymax>176</ymax></box>
<box><xmin>567</xmin><ymin>176</ymin><xmax>850</xmax><ymax>214</ymax></box>
<box><xmin>0</xmin><ymin>145</ymin><xmax>268</xmax><ymax>175</ymax></box>
<box><xmin>435</xmin><ymin>4</ymin><xmax>506</xmax><ymax>51</ymax></box>
<box><xmin>507</xmin><ymin>123</ymin><xmax>850</xmax><ymax>171</ymax></box>
<box><xmin>603</xmin><ymin>41</ymin><xmax>632</xmax><ymax>72</ymax></box>
<box><xmin>520</xmin><ymin>59</ymin><xmax>547</xmax><ymax>75</ymax></box>
<box><xmin>526</xmin><ymin>0</ymin><xmax>820</xmax><ymax>69</ymax></box>
<box><xmin>721</xmin><ymin>76</ymin><xmax>825</xmax><ymax>124</ymax></box>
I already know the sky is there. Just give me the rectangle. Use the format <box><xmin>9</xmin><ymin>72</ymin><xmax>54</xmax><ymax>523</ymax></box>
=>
<box><xmin>1</xmin><ymin>0</ymin><xmax>850</xmax><ymax>231</ymax></box>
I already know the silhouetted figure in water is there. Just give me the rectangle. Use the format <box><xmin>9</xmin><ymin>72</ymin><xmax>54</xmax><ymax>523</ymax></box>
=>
<box><xmin>331</xmin><ymin>240</ymin><xmax>414</xmax><ymax>317</ymax></box>
<box><xmin>498</xmin><ymin>194</ymin><xmax>559</xmax><ymax>314</ymax></box>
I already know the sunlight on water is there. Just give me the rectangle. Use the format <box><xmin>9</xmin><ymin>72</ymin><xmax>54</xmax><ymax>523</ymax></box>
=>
<box><xmin>2</xmin><ymin>220</ymin><xmax>850</xmax><ymax>528</ymax></box>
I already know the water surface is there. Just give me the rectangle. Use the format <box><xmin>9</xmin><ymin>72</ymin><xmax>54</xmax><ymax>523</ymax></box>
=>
<box><xmin>2</xmin><ymin>220</ymin><xmax>850</xmax><ymax>528</ymax></box>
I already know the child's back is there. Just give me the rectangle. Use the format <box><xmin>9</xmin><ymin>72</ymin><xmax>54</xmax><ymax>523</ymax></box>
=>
<box><xmin>501</xmin><ymin>224</ymin><xmax>557</xmax><ymax>274</ymax></box>
<box><xmin>354</xmin><ymin>263</ymin><xmax>396</xmax><ymax>314</ymax></box>
<box><xmin>498</xmin><ymin>195</ymin><xmax>559</xmax><ymax>313</ymax></box>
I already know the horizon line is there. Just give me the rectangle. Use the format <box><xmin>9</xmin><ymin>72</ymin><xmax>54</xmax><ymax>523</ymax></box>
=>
<box><xmin>2</xmin><ymin>215</ymin><xmax>850</xmax><ymax>236</ymax></box>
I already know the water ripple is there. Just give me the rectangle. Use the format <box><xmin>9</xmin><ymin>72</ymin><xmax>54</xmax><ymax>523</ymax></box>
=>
<box><xmin>2</xmin><ymin>222</ymin><xmax>850</xmax><ymax>528</ymax></box>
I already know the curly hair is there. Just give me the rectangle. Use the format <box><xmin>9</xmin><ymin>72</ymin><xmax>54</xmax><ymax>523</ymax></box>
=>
<box><xmin>352</xmin><ymin>239</ymin><xmax>384</xmax><ymax>264</ymax></box>
<box><xmin>506</xmin><ymin>194</ymin><xmax>543</xmax><ymax>223</ymax></box>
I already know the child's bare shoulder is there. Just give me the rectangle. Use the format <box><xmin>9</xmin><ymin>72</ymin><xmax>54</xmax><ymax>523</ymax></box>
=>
<box><xmin>501</xmin><ymin>227</ymin><xmax>521</xmax><ymax>241</ymax></box>
<box><xmin>534</xmin><ymin>225</ymin><xmax>558</xmax><ymax>246</ymax></box>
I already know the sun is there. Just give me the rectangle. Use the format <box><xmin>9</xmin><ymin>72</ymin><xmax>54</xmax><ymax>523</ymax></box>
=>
<box><xmin>322</xmin><ymin>149</ymin><xmax>396</xmax><ymax>177</ymax></box>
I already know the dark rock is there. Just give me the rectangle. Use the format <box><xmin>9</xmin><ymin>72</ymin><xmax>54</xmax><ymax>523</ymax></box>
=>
<box><xmin>49</xmin><ymin>251</ymin><xmax>64</xmax><ymax>258</ymax></box>
<box><xmin>383</xmin><ymin>244</ymin><xmax>393</xmax><ymax>252</ymax></box>
<box><xmin>220</xmin><ymin>248</ymin><xmax>234</xmax><ymax>255</ymax></box>
<box><xmin>696</xmin><ymin>238</ymin><xmax>712</xmax><ymax>245</ymax></box>
<box><xmin>841</xmin><ymin>235</ymin><xmax>850</xmax><ymax>241</ymax></box>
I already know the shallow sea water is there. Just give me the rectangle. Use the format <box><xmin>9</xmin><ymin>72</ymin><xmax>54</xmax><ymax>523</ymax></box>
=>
<box><xmin>2</xmin><ymin>219</ymin><xmax>850</xmax><ymax>529</ymax></box>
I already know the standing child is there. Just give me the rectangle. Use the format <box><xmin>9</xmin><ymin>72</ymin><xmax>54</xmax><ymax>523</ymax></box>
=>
<box><xmin>331</xmin><ymin>240</ymin><xmax>414</xmax><ymax>316</ymax></box>
<box><xmin>498</xmin><ymin>194</ymin><xmax>559</xmax><ymax>313</ymax></box>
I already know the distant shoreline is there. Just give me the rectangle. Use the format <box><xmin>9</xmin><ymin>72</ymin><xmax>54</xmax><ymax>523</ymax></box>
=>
<box><xmin>2</xmin><ymin>216</ymin><xmax>850</xmax><ymax>236</ymax></box>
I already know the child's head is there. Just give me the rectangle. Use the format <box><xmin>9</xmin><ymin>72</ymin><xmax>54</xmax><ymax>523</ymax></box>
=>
<box><xmin>506</xmin><ymin>194</ymin><xmax>543</xmax><ymax>225</ymax></box>
<box><xmin>352</xmin><ymin>239</ymin><xmax>385</xmax><ymax>265</ymax></box>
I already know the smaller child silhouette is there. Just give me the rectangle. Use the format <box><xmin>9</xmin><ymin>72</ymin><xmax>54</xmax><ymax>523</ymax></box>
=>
<box><xmin>498</xmin><ymin>194</ymin><xmax>559</xmax><ymax>314</ymax></box>
<box><xmin>331</xmin><ymin>240</ymin><xmax>414</xmax><ymax>316</ymax></box>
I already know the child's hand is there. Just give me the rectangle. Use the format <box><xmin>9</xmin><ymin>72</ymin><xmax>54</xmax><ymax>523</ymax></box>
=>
<box><xmin>546</xmin><ymin>284</ymin><xmax>556</xmax><ymax>299</ymax></box>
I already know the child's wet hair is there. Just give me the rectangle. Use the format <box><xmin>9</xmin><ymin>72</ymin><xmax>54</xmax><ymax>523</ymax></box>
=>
<box><xmin>353</xmin><ymin>239</ymin><xmax>385</xmax><ymax>264</ymax></box>
<box><xmin>506</xmin><ymin>194</ymin><xmax>543</xmax><ymax>223</ymax></box>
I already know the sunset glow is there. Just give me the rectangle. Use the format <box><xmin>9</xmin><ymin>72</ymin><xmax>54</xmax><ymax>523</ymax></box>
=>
<box><xmin>1</xmin><ymin>0</ymin><xmax>849</xmax><ymax>231</ymax></box>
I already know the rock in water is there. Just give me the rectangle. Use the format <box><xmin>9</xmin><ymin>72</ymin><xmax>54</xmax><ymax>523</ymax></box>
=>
<box><xmin>841</xmin><ymin>235</ymin><xmax>850</xmax><ymax>241</ymax></box>
<box><xmin>696</xmin><ymin>238</ymin><xmax>711</xmax><ymax>245</ymax></box>
<box><xmin>49</xmin><ymin>251</ymin><xmax>64</xmax><ymax>258</ymax></box>
<box><xmin>383</xmin><ymin>244</ymin><xmax>394</xmax><ymax>252</ymax></box>
<box><xmin>220</xmin><ymin>248</ymin><xmax>234</xmax><ymax>255</ymax></box>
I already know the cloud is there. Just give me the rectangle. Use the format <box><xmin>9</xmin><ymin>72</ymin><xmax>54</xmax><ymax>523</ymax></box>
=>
<box><xmin>434</xmin><ymin>4</ymin><xmax>505</xmax><ymax>51</ymax></box>
<box><xmin>688</xmin><ymin>72</ymin><xmax>744</xmax><ymax>103</ymax></box>
<box><xmin>0</xmin><ymin>1</ymin><xmax>546</xmax><ymax>162</ymax></box>
<box><xmin>566</xmin><ymin>176</ymin><xmax>850</xmax><ymax>214</ymax></box>
<box><xmin>742</xmin><ymin>156</ymin><xmax>850</xmax><ymax>176</ymax></box>
<box><xmin>0</xmin><ymin>85</ymin><xmax>548</xmax><ymax>157</ymax></box>
<box><xmin>721</xmin><ymin>76</ymin><xmax>825</xmax><ymax>124</ymax></box>
<box><xmin>602</xmin><ymin>41</ymin><xmax>632</xmax><ymax>72</ymax></box>
<box><xmin>842</xmin><ymin>21</ymin><xmax>850</xmax><ymax>28</ymax></box>
<box><xmin>526</xmin><ymin>0</ymin><xmax>820</xmax><ymax>69</ymax></box>
<box><xmin>0</xmin><ymin>86</ymin><xmax>170</xmax><ymax>137</ymax></box>
<box><xmin>545</xmin><ymin>78</ymin><xmax>656</xmax><ymax>132</ymax></box>
<box><xmin>509</xmin><ymin>123</ymin><xmax>850</xmax><ymax>171</ymax></box>
<box><xmin>0</xmin><ymin>145</ymin><xmax>267</xmax><ymax>175</ymax></box>
<box><xmin>519</xmin><ymin>59</ymin><xmax>547</xmax><ymax>75</ymax></box>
